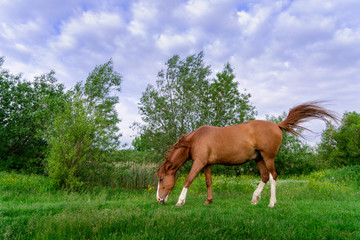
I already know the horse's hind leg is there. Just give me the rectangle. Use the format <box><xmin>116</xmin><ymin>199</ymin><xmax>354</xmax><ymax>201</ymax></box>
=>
<box><xmin>204</xmin><ymin>165</ymin><xmax>213</xmax><ymax>205</ymax></box>
<box><xmin>176</xmin><ymin>160</ymin><xmax>206</xmax><ymax>207</ymax></box>
<box><xmin>251</xmin><ymin>159</ymin><xmax>269</xmax><ymax>205</ymax></box>
<box><xmin>263</xmin><ymin>157</ymin><xmax>278</xmax><ymax>208</ymax></box>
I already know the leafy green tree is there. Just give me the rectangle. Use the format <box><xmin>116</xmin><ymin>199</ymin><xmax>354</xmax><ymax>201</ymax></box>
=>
<box><xmin>46</xmin><ymin>59</ymin><xmax>122</xmax><ymax>190</ymax></box>
<box><xmin>0</xmin><ymin>57</ymin><xmax>65</xmax><ymax>172</ymax></box>
<box><xmin>208</xmin><ymin>63</ymin><xmax>256</xmax><ymax>126</ymax></box>
<box><xmin>137</xmin><ymin>52</ymin><xmax>211</xmax><ymax>152</ymax></box>
<box><xmin>318</xmin><ymin>111</ymin><xmax>360</xmax><ymax>167</ymax></box>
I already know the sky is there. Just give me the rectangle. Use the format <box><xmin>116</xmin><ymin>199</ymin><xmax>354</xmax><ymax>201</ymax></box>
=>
<box><xmin>1</xmin><ymin>0</ymin><xmax>360</xmax><ymax>147</ymax></box>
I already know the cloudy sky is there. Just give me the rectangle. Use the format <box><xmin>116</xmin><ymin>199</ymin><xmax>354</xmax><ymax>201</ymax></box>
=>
<box><xmin>1</xmin><ymin>0</ymin><xmax>360</xmax><ymax>146</ymax></box>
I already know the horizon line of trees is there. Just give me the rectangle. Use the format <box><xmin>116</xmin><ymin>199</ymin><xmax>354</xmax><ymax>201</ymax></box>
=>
<box><xmin>1</xmin><ymin>52</ymin><xmax>359</xmax><ymax>190</ymax></box>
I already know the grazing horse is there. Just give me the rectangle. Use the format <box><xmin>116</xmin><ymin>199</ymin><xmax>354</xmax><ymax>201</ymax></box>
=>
<box><xmin>156</xmin><ymin>102</ymin><xmax>338</xmax><ymax>207</ymax></box>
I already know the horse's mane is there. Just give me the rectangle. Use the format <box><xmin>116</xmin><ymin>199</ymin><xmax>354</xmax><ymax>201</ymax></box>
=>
<box><xmin>157</xmin><ymin>134</ymin><xmax>191</xmax><ymax>176</ymax></box>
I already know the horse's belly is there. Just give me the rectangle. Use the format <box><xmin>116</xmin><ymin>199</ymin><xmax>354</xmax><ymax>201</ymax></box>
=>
<box><xmin>208</xmin><ymin>145</ymin><xmax>258</xmax><ymax>165</ymax></box>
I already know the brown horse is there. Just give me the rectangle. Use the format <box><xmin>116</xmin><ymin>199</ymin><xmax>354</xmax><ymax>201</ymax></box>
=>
<box><xmin>156</xmin><ymin>102</ymin><xmax>338</xmax><ymax>207</ymax></box>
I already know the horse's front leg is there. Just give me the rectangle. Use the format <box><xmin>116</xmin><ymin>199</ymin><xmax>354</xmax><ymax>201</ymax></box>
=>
<box><xmin>176</xmin><ymin>160</ymin><xmax>206</xmax><ymax>207</ymax></box>
<box><xmin>204</xmin><ymin>165</ymin><xmax>213</xmax><ymax>205</ymax></box>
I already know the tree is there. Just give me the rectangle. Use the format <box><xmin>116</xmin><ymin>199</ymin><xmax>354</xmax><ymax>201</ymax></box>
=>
<box><xmin>208</xmin><ymin>63</ymin><xmax>256</xmax><ymax>126</ymax></box>
<box><xmin>0</xmin><ymin>57</ymin><xmax>65</xmax><ymax>173</ymax></box>
<box><xmin>46</xmin><ymin>59</ymin><xmax>122</xmax><ymax>190</ymax></box>
<box><xmin>135</xmin><ymin>52</ymin><xmax>256</xmax><ymax>153</ymax></box>
<box><xmin>137</xmin><ymin>52</ymin><xmax>212</xmax><ymax>152</ymax></box>
<box><xmin>318</xmin><ymin>111</ymin><xmax>360</xmax><ymax>167</ymax></box>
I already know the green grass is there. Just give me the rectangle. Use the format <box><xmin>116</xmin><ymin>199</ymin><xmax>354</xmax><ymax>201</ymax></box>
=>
<box><xmin>1</xmin><ymin>167</ymin><xmax>359</xmax><ymax>239</ymax></box>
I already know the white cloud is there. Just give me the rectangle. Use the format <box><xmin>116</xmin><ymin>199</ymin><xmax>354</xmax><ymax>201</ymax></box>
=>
<box><xmin>334</xmin><ymin>27</ymin><xmax>360</xmax><ymax>44</ymax></box>
<box><xmin>237</xmin><ymin>7</ymin><xmax>271</xmax><ymax>36</ymax></box>
<box><xmin>128</xmin><ymin>1</ymin><xmax>158</xmax><ymax>36</ymax></box>
<box><xmin>155</xmin><ymin>30</ymin><xmax>198</xmax><ymax>54</ymax></box>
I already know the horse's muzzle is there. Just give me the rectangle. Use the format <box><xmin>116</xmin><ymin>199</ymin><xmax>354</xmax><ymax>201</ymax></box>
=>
<box><xmin>157</xmin><ymin>195</ymin><xmax>168</xmax><ymax>205</ymax></box>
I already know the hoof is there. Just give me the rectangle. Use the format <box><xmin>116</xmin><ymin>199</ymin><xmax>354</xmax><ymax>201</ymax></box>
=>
<box><xmin>251</xmin><ymin>195</ymin><xmax>261</xmax><ymax>205</ymax></box>
<box><xmin>204</xmin><ymin>199</ymin><xmax>213</xmax><ymax>205</ymax></box>
<box><xmin>268</xmin><ymin>202</ymin><xmax>276</xmax><ymax>208</ymax></box>
<box><xmin>175</xmin><ymin>200</ymin><xmax>185</xmax><ymax>207</ymax></box>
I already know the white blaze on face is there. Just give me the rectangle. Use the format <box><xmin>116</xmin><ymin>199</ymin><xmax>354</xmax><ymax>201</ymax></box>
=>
<box><xmin>156</xmin><ymin>182</ymin><xmax>160</xmax><ymax>201</ymax></box>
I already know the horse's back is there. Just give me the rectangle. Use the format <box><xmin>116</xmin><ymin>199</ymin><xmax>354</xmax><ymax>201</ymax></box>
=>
<box><xmin>188</xmin><ymin>120</ymin><xmax>283</xmax><ymax>164</ymax></box>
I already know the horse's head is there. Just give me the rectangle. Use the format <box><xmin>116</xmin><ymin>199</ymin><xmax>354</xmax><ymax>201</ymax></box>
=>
<box><xmin>156</xmin><ymin>169</ymin><xmax>175</xmax><ymax>204</ymax></box>
<box><xmin>156</xmin><ymin>135</ymin><xmax>191</xmax><ymax>204</ymax></box>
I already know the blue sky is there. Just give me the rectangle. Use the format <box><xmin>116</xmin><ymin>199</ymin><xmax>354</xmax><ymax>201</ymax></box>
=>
<box><xmin>1</xmin><ymin>0</ymin><xmax>360</xmax><ymax>146</ymax></box>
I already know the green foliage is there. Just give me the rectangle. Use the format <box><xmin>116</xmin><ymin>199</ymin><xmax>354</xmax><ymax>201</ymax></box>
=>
<box><xmin>208</xmin><ymin>62</ymin><xmax>256</xmax><ymax>126</ymax></box>
<box><xmin>0</xmin><ymin>138</ymin><xmax>48</xmax><ymax>174</ymax></box>
<box><xmin>136</xmin><ymin>52</ymin><xmax>256</xmax><ymax>153</ymax></box>
<box><xmin>131</xmin><ymin>135</ymin><xmax>153</xmax><ymax>152</ymax></box>
<box><xmin>46</xmin><ymin>59</ymin><xmax>122</xmax><ymax>190</ymax></box>
<box><xmin>109</xmin><ymin>149</ymin><xmax>162</xmax><ymax>164</ymax></box>
<box><xmin>318</xmin><ymin>111</ymin><xmax>360</xmax><ymax>167</ymax></box>
<box><xmin>137</xmin><ymin>52</ymin><xmax>212</xmax><ymax>152</ymax></box>
<box><xmin>46</xmin><ymin>96</ymin><xmax>97</xmax><ymax>190</ymax></box>
<box><xmin>0</xmin><ymin>58</ymin><xmax>65</xmax><ymax>173</ymax></box>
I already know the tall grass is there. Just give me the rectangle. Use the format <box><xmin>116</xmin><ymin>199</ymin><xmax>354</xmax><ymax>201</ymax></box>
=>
<box><xmin>112</xmin><ymin>161</ymin><xmax>158</xmax><ymax>189</ymax></box>
<box><xmin>105</xmin><ymin>150</ymin><xmax>161</xmax><ymax>190</ymax></box>
<box><xmin>0</xmin><ymin>171</ymin><xmax>56</xmax><ymax>193</ymax></box>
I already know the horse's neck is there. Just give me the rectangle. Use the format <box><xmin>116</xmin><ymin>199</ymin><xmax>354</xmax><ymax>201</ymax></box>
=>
<box><xmin>163</xmin><ymin>144</ymin><xmax>191</xmax><ymax>174</ymax></box>
<box><xmin>165</xmin><ymin>155</ymin><xmax>188</xmax><ymax>174</ymax></box>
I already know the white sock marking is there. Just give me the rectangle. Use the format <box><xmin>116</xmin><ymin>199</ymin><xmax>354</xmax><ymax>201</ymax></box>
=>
<box><xmin>269</xmin><ymin>173</ymin><xmax>276</xmax><ymax>207</ymax></box>
<box><xmin>251</xmin><ymin>181</ymin><xmax>266</xmax><ymax>204</ymax></box>
<box><xmin>176</xmin><ymin>187</ymin><xmax>188</xmax><ymax>206</ymax></box>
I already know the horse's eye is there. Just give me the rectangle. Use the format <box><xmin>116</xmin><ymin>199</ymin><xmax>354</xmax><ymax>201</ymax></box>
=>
<box><xmin>160</xmin><ymin>178</ymin><xmax>164</xmax><ymax>183</ymax></box>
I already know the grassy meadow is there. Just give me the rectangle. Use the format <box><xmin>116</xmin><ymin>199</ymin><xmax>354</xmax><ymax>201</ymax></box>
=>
<box><xmin>1</xmin><ymin>167</ymin><xmax>359</xmax><ymax>240</ymax></box>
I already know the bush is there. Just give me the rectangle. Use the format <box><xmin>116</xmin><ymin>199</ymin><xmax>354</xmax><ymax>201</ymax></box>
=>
<box><xmin>318</xmin><ymin>111</ymin><xmax>360</xmax><ymax>167</ymax></box>
<box><xmin>0</xmin><ymin>138</ymin><xmax>47</xmax><ymax>174</ymax></box>
<box><xmin>46</xmin><ymin>60</ymin><xmax>122</xmax><ymax>191</ymax></box>
<box><xmin>46</xmin><ymin>96</ymin><xmax>100</xmax><ymax>190</ymax></box>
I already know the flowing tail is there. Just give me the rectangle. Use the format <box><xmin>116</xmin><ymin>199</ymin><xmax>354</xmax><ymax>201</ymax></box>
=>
<box><xmin>277</xmin><ymin>101</ymin><xmax>339</xmax><ymax>137</ymax></box>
